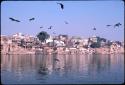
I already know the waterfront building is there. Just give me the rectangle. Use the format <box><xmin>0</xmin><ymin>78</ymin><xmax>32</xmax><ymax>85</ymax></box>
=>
<box><xmin>90</xmin><ymin>35</ymin><xmax>98</xmax><ymax>43</ymax></box>
<box><xmin>110</xmin><ymin>42</ymin><xmax>120</xmax><ymax>53</ymax></box>
<box><xmin>1</xmin><ymin>35</ymin><xmax>9</xmax><ymax>44</ymax></box>
<box><xmin>100</xmin><ymin>40</ymin><xmax>107</xmax><ymax>47</ymax></box>
<box><xmin>0</xmin><ymin>33</ymin><xmax>124</xmax><ymax>55</ymax></box>
<box><xmin>82</xmin><ymin>38</ymin><xmax>89</xmax><ymax>46</ymax></box>
<box><xmin>54</xmin><ymin>40</ymin><xmax>65</xmax><ymax>47</ymax></box>
<box><xmin>46</xmin><ymin>36</ymin><xmax>53</xmax><ymax>43</ymax></box>
<box><xmin>58</xmin><ymin>34</ymin><xmax>68</xmax><ymax>41</ymax></box>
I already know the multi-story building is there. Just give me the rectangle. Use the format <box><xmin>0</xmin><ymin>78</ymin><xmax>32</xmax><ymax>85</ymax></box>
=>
<box><xmin>82</xmin><ymin>38</ymin><xmax>89</xmax><ymax>46</ymax></box>
<box><xmin>90</xmin><ymin>35</ymin><xmax>98</xmax><ymax>43</ymax></box>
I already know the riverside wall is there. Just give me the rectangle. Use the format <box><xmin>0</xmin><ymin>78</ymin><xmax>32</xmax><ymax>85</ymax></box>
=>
<box><xmin>1</xmin><ymin>44</ymin><xmax>124</xmax><ymax>55</ymax></box>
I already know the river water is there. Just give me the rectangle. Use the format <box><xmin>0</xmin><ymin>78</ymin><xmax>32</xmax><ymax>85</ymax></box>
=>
<box><xmin>1</xmin><ymin>54</ymin><xmax>124</xmax><ymax>84</ymax></box>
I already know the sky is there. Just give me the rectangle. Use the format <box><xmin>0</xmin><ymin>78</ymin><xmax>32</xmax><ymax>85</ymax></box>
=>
<box><xmin>1</xmin><ymin>1</ymin><xmax>124</xmax><ymax>41</ymax></box>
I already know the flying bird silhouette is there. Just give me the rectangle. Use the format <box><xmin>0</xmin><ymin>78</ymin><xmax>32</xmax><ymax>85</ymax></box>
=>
<box><xmin>9</xmin><ymin>17</ymin><xmax>21</xmax><ymax>22</ymax></box>
<box><xmin>114</xmin><ymin>23</ymin><xmax>122</xmax><ymax>28</ymax></box>
<box><xmin>9</xmin><ymin>17</ymin><xmax>16</xmax><ymax>21</ymax></box>
<box><xmin>40</xmin><ymin>26</ymin><xmax>43</xmax><ymax>28</ymax></box>
<box><xmin>48</xmin><ymin>26</ymin><xmax>53</xmax><ymax>29</ymax></box>
<box><xmin>64</xmin><ymin>21</ymin><xmax>68</xmax><ymax>24</ymax></box>
<box><xmin>29</xmin><ymin>18</ymin><xmax>35</xmax><ymax>21</ymax></box>
<box><xmin>53</xmin><ymin>32</ymin><xmax>56</xmax><ymax>34</ymax></box>
<box><xmin>93</xmin><ymin>27</ymin><xmax>96</xmax><ymax>30</ymax></box>
<box><xmin>57</xmin><ymin>3</ymin><xmax>64</xmax><ymax>10</ymax></box>
<box><xmin>106</xmin><ymin>25</ymin><xmax>111</xmax><ymax>27</ymax></box>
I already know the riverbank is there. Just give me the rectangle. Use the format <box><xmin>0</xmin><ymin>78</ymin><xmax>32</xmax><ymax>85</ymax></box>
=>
<box><xmin>1</xmin><ymin>45</ymin><xmax>124</xmax><ymax>55</ymax></box>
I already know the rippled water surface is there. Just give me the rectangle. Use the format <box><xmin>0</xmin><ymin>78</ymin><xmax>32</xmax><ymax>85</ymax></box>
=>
<box><xmin>1</xmin><ymin>54</ymin><xmax>124</xmax><ymax>84</ymax></box>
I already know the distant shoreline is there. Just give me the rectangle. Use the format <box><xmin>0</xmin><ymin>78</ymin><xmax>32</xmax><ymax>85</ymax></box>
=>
<box><xmin>1</xmin><ymin>46</ymin><xmax>124</xmax><ymax>55</ymax></box>
<box><xmin>1</xmin><ymin>33</ymin><xmax>124</xmax><ymax>55</ymax></box>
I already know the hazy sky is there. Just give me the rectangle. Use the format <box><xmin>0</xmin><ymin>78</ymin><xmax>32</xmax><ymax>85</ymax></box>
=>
<box><xmin>1</xmin><ymin>1</ymin><xmax>124</xmax><ymax>41</ymax></box>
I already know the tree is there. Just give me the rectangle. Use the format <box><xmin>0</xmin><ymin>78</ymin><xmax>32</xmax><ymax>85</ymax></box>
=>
<box><xmin>115</xmin><ymin>41</ymin><xmax>122</xmax><ymax>46</ymax></box>
<box><xmin>37</xmin><ymin>31</ymin><xmax>50</xmax><ymax>43</ymax></box>
<box><xmin>90</xmin><ymin>42</ymin><xmax>101</xmax><ymax>48</ymax></box>
<box><xmin>20</xmin><ymin>39</ymin><xmax>26</xmax><ymax>46</ymax></box>
<box><xmin>106</xmin><ymin>40</ymin><xmax>112</xmax><ymax>46</ymax></box>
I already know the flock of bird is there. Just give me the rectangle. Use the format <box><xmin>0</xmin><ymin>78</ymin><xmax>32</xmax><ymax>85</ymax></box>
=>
<box><xmin>92</xmin><ymin>22</ymin><xmax>122</xmax><ymax>31</ymax></box>
<box><xmin>9</xmin><ymin>2</ymin><xmax>122</xmax><ymax>34</ymax></box>
<box><xmin>106</xmin><ymin>23</ymin><xmax>122</xmax><ymax>28</ymax></box>
<box><xmin>9</xmin><ymin>17</ymin><xmax>35</xmax><ymax>22</ymax></box>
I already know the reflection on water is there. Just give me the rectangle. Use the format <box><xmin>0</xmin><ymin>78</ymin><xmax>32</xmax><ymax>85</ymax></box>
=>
<box><xmin>1</xmin><ymin>54</ymin><xmax>124</xmax><ymax>84</ymax></box>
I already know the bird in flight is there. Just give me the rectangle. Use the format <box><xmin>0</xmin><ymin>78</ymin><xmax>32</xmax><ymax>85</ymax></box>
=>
<box><xmin>93</xmin><ymin>27</ymin><xmax>96</xmax><ymax>30</ymax></box>
<box><xmin>64</xmin><ymin>21</ymin><xmax>68</xmax><ymax>24</ymax></box>
<box><xmin>40</xmin><ymin>26</ymin><xmax>43</xmax><ymax>28</ymax></box>
<box><xmin>9</xmin><ymin>17</ymin><xmax>21</xmax><ymax>22</ymax></box>
<box><xmin>29</xmin><ymin>18</ymin><xmax>35</xmax><ymax>21</ymax></box>
<box><xmin>114</xmin><ymin>23</ymin><xmax>122</xmax><ymax>28</ymax></box>
<box><xmin>57</xmin><ymin>3</ymin><xmax>64</xmax><ymax>10</ymax></box>
<box><xmin>106</xmin><ymin>25</ymin><xmax>111</xmax><ymax>27</ymax></box>
<box><xmin>53</xmin><ymin>32</ymin><xmax>56</xmax><ymax>34</ymax></box>
<box><xmin>48</xmin><ymin>26</ymin><xmax>53</xmax><ymax>29</ymax></box>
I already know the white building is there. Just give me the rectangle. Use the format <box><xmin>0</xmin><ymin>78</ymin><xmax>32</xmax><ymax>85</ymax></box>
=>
<box><xmin>54</xmin><ymin>40</ymin><xmax>65</xmax><ymax>46</ymax></box>
<box><xmin>46</xmin><ymin>36</ymin><xmax>53</xmax><ymax>43</ymax></box>
<box><xmin>83</xmin><ymin>38</ymin><xmax>89</xmax><ymax>46</ymax></box>
<box><xmin>12</xmin><ymin>33</ymin><xmax>25</xmax><ymax>40</ymax></box>
<box><xmin>90</xmin><ymin>35</ymin><xmax>98</xmax><ymax>42</ymax></box>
